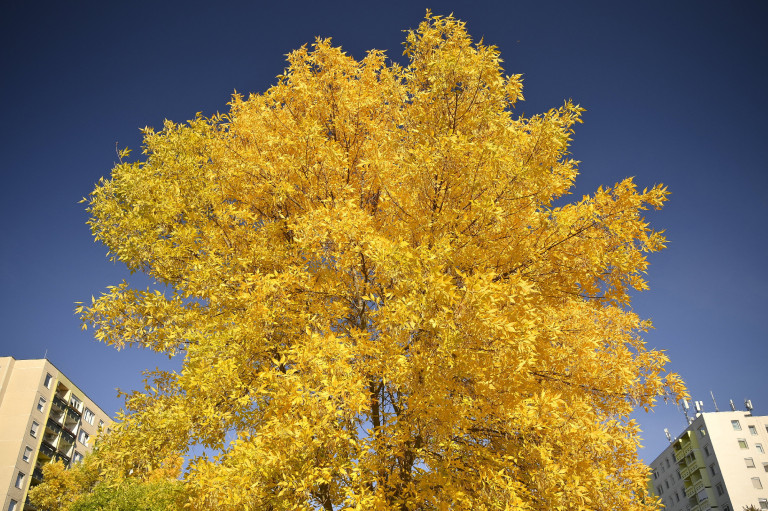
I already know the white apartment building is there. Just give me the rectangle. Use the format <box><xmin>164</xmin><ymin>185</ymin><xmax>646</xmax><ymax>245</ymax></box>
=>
<box><xmin>649</xmin><ymin>407</ymin><xmax>768</xmax><ymax>511</ymax></box>
<box><xmin>0</xmin><ymin>357</ymin><xmax>112</xmax><ymax>511</ymax></box>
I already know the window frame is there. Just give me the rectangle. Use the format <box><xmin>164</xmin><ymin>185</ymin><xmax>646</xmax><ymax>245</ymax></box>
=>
<box><xmin>732</xmin><ymin>420</ymin><xmax>742</xmax><ymax>431</ymax></box>
<box><xmin>22</xmin><ymin>446</ymin><xmax>32</xmax><ymax>462</ymax></box>
<box><xmin>30</xmin><ymin>421</ymin><xmax>39</xmax><ymax>438</ymax></box>
<box><xmin>14</xmin><ymin>471</ymin><xmax>24</xmax><ymax>489</ymax></box>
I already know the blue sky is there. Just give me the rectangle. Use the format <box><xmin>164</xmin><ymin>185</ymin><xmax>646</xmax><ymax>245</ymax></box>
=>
<box><xmin>1</xmin><ymin>0</ymin><xmax>766</xmax><ymax>462</ymax></box>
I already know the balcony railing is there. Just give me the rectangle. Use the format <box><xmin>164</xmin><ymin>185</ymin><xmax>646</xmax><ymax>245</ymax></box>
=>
<box><xmin>60</xmin><ymin>428</ymin><xmax>75</xmax><ymax>444</ymax></box>
<box><xmin>52</xmin><ymin>395</ymin><xmax>67</xmax><ymax>411</ymax></box>
<box><xmin>53</xmin><ymin>453</ymin><xmax>71</xmax><ymax>466</ymax></box>
<box><xmin>39</xmin><ymin>441</ymin><xmax>56</xmax><ymax>458</ymax></box>
<box><xmin>32</xmin><ymin>466</ymin><xmax>44</xmax><ymax>481</ymax></box>
<box><xmin>46</xmin><ymin>418</ymin><xmax>62</xmax><ymax>435</ymax></box>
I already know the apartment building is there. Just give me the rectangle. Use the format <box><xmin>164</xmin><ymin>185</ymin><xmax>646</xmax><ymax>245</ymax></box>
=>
<box><xmin>649</xmin><ymin>407</ymin><xmax>768</xmax><ymax>511</ymax></box>
<box><xmin>0</xmin><ymin>357</ymin><xmax>112</xmax><ymax>511</ymax></box>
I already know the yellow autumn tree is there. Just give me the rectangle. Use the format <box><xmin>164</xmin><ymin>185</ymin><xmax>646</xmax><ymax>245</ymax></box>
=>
<box><xmin>28</xmin><ymin>448</ymin><xmax>184</xmax><ymax>511</ymax></box>
<box><xmin>80</xmin><ymin>13</ymin><xmax>683</xmax><ymax>510</ymax></box>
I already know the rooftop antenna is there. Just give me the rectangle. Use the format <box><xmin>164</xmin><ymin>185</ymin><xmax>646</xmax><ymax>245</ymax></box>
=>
<box><xmin>43</xmin><ymin>349</ymin><xmax>48</xmax><ymax>360</ymax></box>
<box><xmin>710</xmin><ymin>391</ymin><xmax>719</xmax><ymax>412</ymax></box>
<box><xmin>682</xmin><ymin>399</ymin><xmax>692</xmax><ymax>424</ymax></box>
<box><xmin>730</xmin><ymin>399</ymin><xmax>736</xmax><ymax>411</ymax></box>
<box><xmin>664</xmin><ymin>428</ymin><xmax>672</xmax><ymax>443</ymax></box>
<box><xmin>746</xmin><ymin>399</ymin><xmax>753</xmax><ymax>412</ymax></box>
<box><xmin>695</xmin><ymin>401</ymin><xmax>703</xmax><ymax>414</ymax></box>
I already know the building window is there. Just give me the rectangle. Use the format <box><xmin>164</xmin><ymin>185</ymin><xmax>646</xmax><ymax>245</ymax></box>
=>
<box><xmin>676</xmin><ymin>469</ymin><xmax>681</xmax><ymax>480</ymax></box>
<box><xmin>73</xmin><ymin>451</ymin><xmax>83</xmax><ymax>463</ymax></box>
<box><xmin>98</xmin><ymin>419</ymin><xmax>104</xmax><ymax>430</ymax></box>
<box><xmin>723</xmin><ymin>506</ymin><xmax>731</xmax><ymax>511</ymax></box>
<box><xmin>764</xmin><ymin>462</ymin><xmax>768</xmax><ymax>473</ymax></box>
<box><xmin>78</xmin><ymin>430</ymin><xmax>90</xmax><ymax>446</ymax></box>
<box><xmin>716</xmin><ymin>482</ymin><xmax>724</xmax><ymax>496</ymax></box>
<box><xmin>758</xmin><ymin>443</ymin><xmax>765</xmax><ymax>454</ymax></box>
<box><xmin>69</xmin><ymin>395</ymin><xmax>82</xmax><ymax>411</ymax></box>
<box><xmin>30</xmin><ymin>421</ymin><xmax>39</xmax><ymax>438</ymax></box>
<box><xmin>750</xmin><ymin>425</ymin><xmax>758</xmax><ymax>435</ymax></box>
<box><xmin>84</xmin><ymin>408</ymin><xmax>95</xmax><ymax>425</ymax></box>
<box><xmin>37</xmin><ymin>396</ymin><xmax>46</xmax><ymax>412</ymax></box>
<box><xmin>746</xmin><ymin>458</ymin><xmax>756</xmax><ymax>468</ymax></box>
<box><xmin>709</xmin><ymin>463</ymin><xmax>717</xmax><ymax>476</ymax></box>
<box><xmin>732</xmin><ymin>420</ymin><xmax>742</xmax><ymax>431</ymax></box>
<box><xmin>698</xmin><ymin>426</ymin><xmax>707</xmax><ymax>437</ymax></box>
<box><xmin>22</xmin><ymin>446</ymin><xmax>33</xmax><ymax>462</ymax></box>
<box><xmin>8</xmin><ymin>500</ymin><xmax>18</xmax><ymax>511</ymax></box>
<box><xmin>15</xmin><ymin>471</ymin><xmax>24</xmax><ymax>489</ymax></box>
<box><xmin>758</xmin><ymin>498</ymin><xmax>768</xmax><ymax>510</ymax></box>
<box><xmin>703</xmin><ymin>444</ymin><xmax>711</xmax><ymax>457</ymax></box>
<box><xmin>44</xmin><ymin>373</ymin><xmax>53</xmax><ymax>388</ymax></box>
<box><xmin>752</xmin><ymin>477</ymin><xmax>763</xmax><ymax>489</ymax></box>
<box><xmin>739</xmin><ymin>438</ymin><xmax>749</xmax><ymax>449</ymax></box>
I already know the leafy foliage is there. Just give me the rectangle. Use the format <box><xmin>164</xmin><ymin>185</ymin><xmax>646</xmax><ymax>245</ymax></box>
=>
<box><xmin>28</xmin><ymin>450</ymin><xmax>183</xmax><ymax>511</ymax></box>
<box><xmin>80</xmin><ymin>13</ymin><xmax>683</xmax><ymax>510</ymax></box>
<box><xmin>27</xmin><ymin>459</ymin><xmax>98</xmax><ymax>511</ymax></box>
<box><xmin>68</xmin><ymin>480</ymin><xmax>184</xmax><ymax>511</ymax></box>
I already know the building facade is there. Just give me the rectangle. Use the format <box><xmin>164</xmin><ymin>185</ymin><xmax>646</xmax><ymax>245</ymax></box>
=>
<box><xmin>649</xmin><ymin>409</ymin><xmax>768</xmax><ymax>511</ymax></box>
<box><xmin>0</xmin><ymin>357</ymin><xmax>112</xmax><ymax>511</ymax></box>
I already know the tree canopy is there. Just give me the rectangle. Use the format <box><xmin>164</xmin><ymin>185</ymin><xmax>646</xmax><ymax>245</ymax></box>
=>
<box><xmin>79</xmin><ymin>13</ymin><xmax>683</xmax><ymax>510</ymax></box>
<box><xmin>28</xmin><ymin>450</ymin><xmax>184</xmax><ymax>511</ymax></box>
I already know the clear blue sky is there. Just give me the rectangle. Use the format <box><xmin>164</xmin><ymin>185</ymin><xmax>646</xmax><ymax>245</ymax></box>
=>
<box><xmin>1</xmin><ymin>0</ymin><xmax>766</xmax><ymax>462</ymax></box>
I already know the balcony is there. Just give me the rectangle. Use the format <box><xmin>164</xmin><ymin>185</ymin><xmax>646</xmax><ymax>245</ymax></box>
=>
<box><xmin>38</xmin><ymin>441</ymin><xmax>56</xmax><ymax>459</ymax></box>
<box><xmin>52</xmin><ymin>395</ymin><xmax>67</xmax><ymax>412</ymax></box>
<box><xmin>66</xmin><ymin>406</ymin><xmax>81</xmax><ymax>419</ymax></box>
<box><xmin>60</xmin><ymin>428</ymin><xmax>75</xmax><ymax>445</ymax></box>
<box><xmin>32</xmin><ymin>466</ymin><xmax>44</xmax><ymax>482</ymax></box>
<box><xmin>53</xmin><ymin>452</ymin><xmax>71</xmax><ymax>466</ymax></box>
<box><xmin>46</xmin><ymin>418</ymin><xmax>62</xmax><ymax>434</ymax></box>
<box><xmin>58</xmin><ymin>442</ymin><xmax>74</xmax><ymax>458</ymax></box>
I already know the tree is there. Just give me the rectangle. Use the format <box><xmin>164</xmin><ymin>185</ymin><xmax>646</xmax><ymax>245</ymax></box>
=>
<box><xmin>80</xmin><ymin>13</ymin><xmax>684</xmax><ymax>510</ymax></box>
<box><xmin>27</xmin><ymin>458</ymin><xmax>98</xmax><ymax>511</ymax></box>
<box><xmin>67</xmin><ymin>479</ymin><xmax>184</xmax><ymax>511</ymax></box>
<box><xmin>27</xmin><ymin>449</ymin><xmax>184</xmax><ymax>511</ymax></box>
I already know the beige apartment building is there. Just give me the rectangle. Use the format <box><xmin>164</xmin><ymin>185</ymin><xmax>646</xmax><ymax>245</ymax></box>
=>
<box><xmin>649</xmin><ymin>407</ymin><xmax>768</xmax><ymax>511</ymax></box>
<box><xmin>0</xmin><ymin>357</ymin><xmax>112</xmax><ymax>511</ymax></box>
